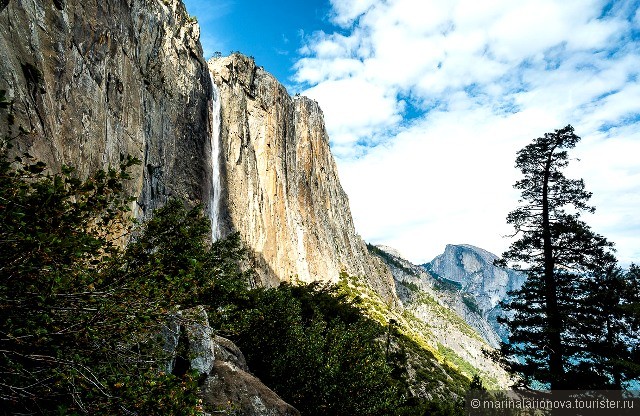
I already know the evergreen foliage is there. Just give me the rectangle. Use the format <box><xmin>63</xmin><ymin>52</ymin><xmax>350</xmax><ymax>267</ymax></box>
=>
<box><xmin>0</xmin><ymin>140</ymin><xmax>473</xmax><ymax>414</ymax></box>
<box><xmin>497</xmin><ymin>125</ymin><xmax>639</xmax><ymax>389</ymax></box>
<box><xmin>211</xmin><ymin>281</ymin><xmax>471</xmax><ymax>415</ymax></box>
<box><xmin>0</xmin><ymin>145</ymin><xmax>206</xmax><ymax>414</ymax></box>
<box><xmin>214</xmin><ymin>283</ymin><xmax>401</xmax><ymax>415</ymax></box>
<box><xmin>624</xmin><ymin>264</ymin><xmax>640</xmax><ymax>326</ymax></box>
<box><xmin>575</xmin><ymin>264</ymin><xmax>640</xmax><ymax>388</ymax></box>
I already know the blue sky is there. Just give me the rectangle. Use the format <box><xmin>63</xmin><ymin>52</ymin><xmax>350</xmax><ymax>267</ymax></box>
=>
<box><xmin>183</xmin><ymin>0</ymin><xmax>333</xmax><ymax>84</ymax></box>
<box><xmin>184</xmin><ymin>0</ymin><xmax>640</xmax><ymax>266</ymax></box>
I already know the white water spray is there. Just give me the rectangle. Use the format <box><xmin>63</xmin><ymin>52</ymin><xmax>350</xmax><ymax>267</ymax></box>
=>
<box><xmin>209</xmin><ymin>74</ymin><xmax>222</xmax><ymax>241</ymax></box>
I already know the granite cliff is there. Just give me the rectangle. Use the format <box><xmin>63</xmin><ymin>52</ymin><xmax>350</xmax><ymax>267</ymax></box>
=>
<box><xmin>0</xmin><ymin>0</ymin><xmax>395</xmax><ymax>302</ymax></box>
<box><xmin>427</xmin><ymin>244</ymin><xmax>526</xmax><ymax>341</ymax></box>
<box><xmin>0</xmin><ymin>0</ymin><xmax>211</xmax><ymax>217</ymax></box>
<box><xmin>1</xmin><ymin>0</ymin><xmax>515</xmax><ymax>403</ymax></box>
<box><xmin>208</xmin><ymin>54</ymin><xmax>396</xmax><ymax>301</ymax></box>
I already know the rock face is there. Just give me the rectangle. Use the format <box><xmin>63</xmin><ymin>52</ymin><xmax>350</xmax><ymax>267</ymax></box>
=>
<box><xmin>163</xmin><ymin>306</ymin><xmax>216</xmax><ymax>376</ymax></box>
<box><xmin>379</xmin><ymin>245</ymin><xmax>502</xmax><ymax>348</ymax></box>
<box><xmin>427</xmin><ymin>244</ymin><xmax>526</xmax><ymax>341</ymax></box>
<box><xmin>202</xmin><ymin>360</ymin><xmax>301</xmax><ymax>416</ymax></box>
<box><xmin>0</xmin><ymin>0</ymin><xmax>395</xmax><ymax>303</ymax></box>
<box><xmin>208</xmin><ymin>54</ymin><xmax>395</xmax><ymax>302</ymax></box>
<box><xmin>0</xmin><ymin>0</ymin><xmax>211</xmax><ymax>217</ymax></box>
<box><xmin>164</xmin><ymin>307</ymin><xmax>300</xmax><ymax>416</ymax></box>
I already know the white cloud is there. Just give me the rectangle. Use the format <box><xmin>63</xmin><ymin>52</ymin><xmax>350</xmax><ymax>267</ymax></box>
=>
<box><xmin>295</xmin><ymin>0</ymin><xmax>640</xmax><ymax>264</ymax></box>
<box><xmin>295</xmin><ymin>57</ymin><xmax>364</xmax><ymax>83</ymax></box>
<box><xmin>328</xmin><ymin>0</ymin><xmax>379</xmax><ymax>27</ymax></box>
<box><xmin>303</xmin><ymin>78</ymin><xmax>402</xmax><ymax>152</ymax></box>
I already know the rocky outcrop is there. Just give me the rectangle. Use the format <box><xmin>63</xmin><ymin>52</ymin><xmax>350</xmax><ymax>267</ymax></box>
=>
<box><xmin>426</xmin><ymin>244</ymin><xmax>526</xmax><ymax>341</ymax></box>
<box><xmin>163</xmin><ymin>306</ymin><xmax>216</xmax><ymax>376</ymax></box>
<box><xmin>208</xmin><ymin>54</ymin><xmax>395</xmax><ymax>302</ymax></box>
<box><xmin>378</xmin><ymin>245</ymin><xmax>502</xmax><ymax>348</ymax></box>
<box><xmin>202</xmin><ymin>361</ymin><xmax>300</xmax><ymax>416</ymax></box>
<box><xmin>164</xmin><ymin>307</ymin><xmax>300</xmax><ymax>416</ymax></box>
<box><xmin>0</xmin><ymin>0</ymin><xmax>211</xmax><ymax>217</ymax></box>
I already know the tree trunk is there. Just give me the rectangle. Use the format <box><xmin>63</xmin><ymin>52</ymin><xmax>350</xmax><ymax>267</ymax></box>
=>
<box><xmin>542</xmin><ymin>149</ymin><xmax>565</xmax><ymax>389</ymax></box>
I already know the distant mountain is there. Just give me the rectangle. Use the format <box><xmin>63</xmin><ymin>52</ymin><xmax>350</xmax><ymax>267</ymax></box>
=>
<box><xmin>425</xmin><ymin>244</ymin><xmax>526</xmax><ymax>341</ymax></box>
<box><xmin>369</xmin><ymin>245</ymin><xmax>515</xmax><ymax>388</ymax></box>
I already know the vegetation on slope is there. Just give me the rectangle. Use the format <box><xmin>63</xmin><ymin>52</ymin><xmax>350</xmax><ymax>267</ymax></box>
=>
<box><xmin>336</xmin><ymin>272</ymin><xmax>475</xmax><ymax>393</ymax></box>
<box><xmin>366</xmin><ymin>246</ymin><xmax>505</xmax><ymax>389</ymax></box>
<box><xmin>0</xmin><ymin>147</ymin><xmax>206</xmax><ymax>414</ymax></box>
<box><xmin>0</xmin><ymin>141</ymin><xmax>474</xmax><ymax>414</ymax></box>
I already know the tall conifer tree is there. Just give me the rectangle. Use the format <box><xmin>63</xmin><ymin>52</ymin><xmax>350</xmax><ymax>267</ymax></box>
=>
<box><xmin>498</xmin><ymin>125</ymin><xmax>619</xmax><ymax>389</ymax></box>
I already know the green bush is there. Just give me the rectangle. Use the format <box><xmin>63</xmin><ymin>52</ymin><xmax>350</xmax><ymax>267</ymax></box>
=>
<box><xmin>213</xmin><ymin>283</ymin><xmax>401</xmax><ymax>415</ymax></box>
<box><xmin>0</xmin><ymin>147</ymin><xmax>210</xmax><ymax>414</ymax></box>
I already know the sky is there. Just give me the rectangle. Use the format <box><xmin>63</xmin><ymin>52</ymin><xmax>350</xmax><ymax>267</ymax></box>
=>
<box><xmin>183</xmin><ymin>0</ymin><xmax>640</xmax><ymax>266</ymax></box>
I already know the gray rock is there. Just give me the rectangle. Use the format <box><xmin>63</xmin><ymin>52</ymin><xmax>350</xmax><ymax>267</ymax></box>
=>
<box><xmin>373</xmin><ymin>245</ymin><xmax>515</xmax><ymax>388</ymax></box>
<box><xmin>212</xmin><ymin>334</ymin><xmax>249</xmax><ymax>372</ymax></box>
<box><xmin>163</xmin><ymin>306</ymin><xmax>216</xmax><ymax>376</ymax></box>
<box><xmin>201</xmin><ymin>360</ymin><xmax>300</xmax><ymax>416</ymax></box>
<box><xmin>163</xmin><ymin>309</ymin><xmax>300</xmax><ymax>415</ymax></box>
<box><xmin>0</xmin><ymin>0</ymin><xmax>211</xmax><ymax>218</ymax></box>
<box><xmin>427</xmin><ymin>244</ymin><xmax>526</xmax><ymax>341</ymax></box>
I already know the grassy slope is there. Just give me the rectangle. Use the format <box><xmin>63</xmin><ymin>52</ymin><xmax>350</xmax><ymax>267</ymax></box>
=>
<box><xmin>340</xmin><ymin>259</ymin><xmax>510</xmax><ymax>390</ymax></box>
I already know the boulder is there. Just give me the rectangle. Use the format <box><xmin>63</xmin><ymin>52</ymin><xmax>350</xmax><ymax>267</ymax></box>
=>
<box><xmin>201</xmin><ymin>360</ymin><xmax>300</xmax><ymax>416</ymax></box>
<box><xmin>163</xmin><ymin>306</ymin><xmax>216</xmax><ymax>376</ymax></box>
<box><xmin>163</xmin><ymin>307</ymin><xmax>300</xmax><ymax>415</ymax></box>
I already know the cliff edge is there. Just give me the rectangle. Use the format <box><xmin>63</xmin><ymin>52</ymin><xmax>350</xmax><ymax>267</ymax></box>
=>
<box><xmin>209</xmin><ymin>54</ymin><xmax>396</xmax><ymax>302</ymax></box>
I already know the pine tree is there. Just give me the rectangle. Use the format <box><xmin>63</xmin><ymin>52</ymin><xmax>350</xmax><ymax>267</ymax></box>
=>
<box><xmin>0</xmin><ymin>144</ymin><xmax>219</xmax><ymax>414</ymax></box>
<box><xmin>577</xmin><ymin>264</ymin><xmax>640</xmax><ymax>388</ymax></box>
<box><xmin>497</xmin><ymin>125</ymin><xmax>618</xmax><ymax>389</ymax></box>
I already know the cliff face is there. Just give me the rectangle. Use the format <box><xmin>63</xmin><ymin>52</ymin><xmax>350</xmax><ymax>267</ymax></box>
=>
<box><xmin>379</xmin><ymin>245</ymin><xmax>502</xmax><ymax>348</ymax></box>
<box><xmin>0</xmin><ymin>0</ymin><xmax>211</xmax><ymax>216</ymax></box>
<box><xmin>428</xmin><ymin>244</ymin><xmax>525</xmax><ymax>312</ymax></box>
<box><xmin>427</xmin><ymin>244</ymin><xmax>526</xmax><ymax>341</ymax></box>
<box><xmin>209</xmin><ymin>55</ymin><xmax>395</xmax><ymax>301</ymax></box>
<box><xmin>0</xmin><ymin>1</ymin><xmax>394</xmax><ymax>300</ymax></box>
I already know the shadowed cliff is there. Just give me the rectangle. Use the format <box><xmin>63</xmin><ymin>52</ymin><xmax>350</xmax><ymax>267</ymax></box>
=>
<box><xmin>0</xmin><ymin>0</ymin><xmax>211</xmax><ymax>217</ymax></box>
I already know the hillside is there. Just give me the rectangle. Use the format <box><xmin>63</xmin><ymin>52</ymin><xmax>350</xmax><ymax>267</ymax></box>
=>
<box><xmin>367</xmin><ymin>245</ymin><xmax>515</xmax><ymax>388</ymax></box>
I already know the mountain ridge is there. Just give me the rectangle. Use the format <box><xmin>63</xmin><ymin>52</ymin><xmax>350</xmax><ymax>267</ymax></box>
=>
<box><xmin>369</xmin><ymin>244</ymin><xmax>515</xmax><ymax>388</ymax></box>
<box><xmin>426</xmin><ymin>243</ymin><xmax>526</xmax><ymax>342</ymax></box>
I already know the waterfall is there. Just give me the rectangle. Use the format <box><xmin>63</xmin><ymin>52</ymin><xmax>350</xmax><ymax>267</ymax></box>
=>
<box><xmin>209</xmin><ymin>74</ymin><xmax>222</xmax><ymax>241</ymax></box>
